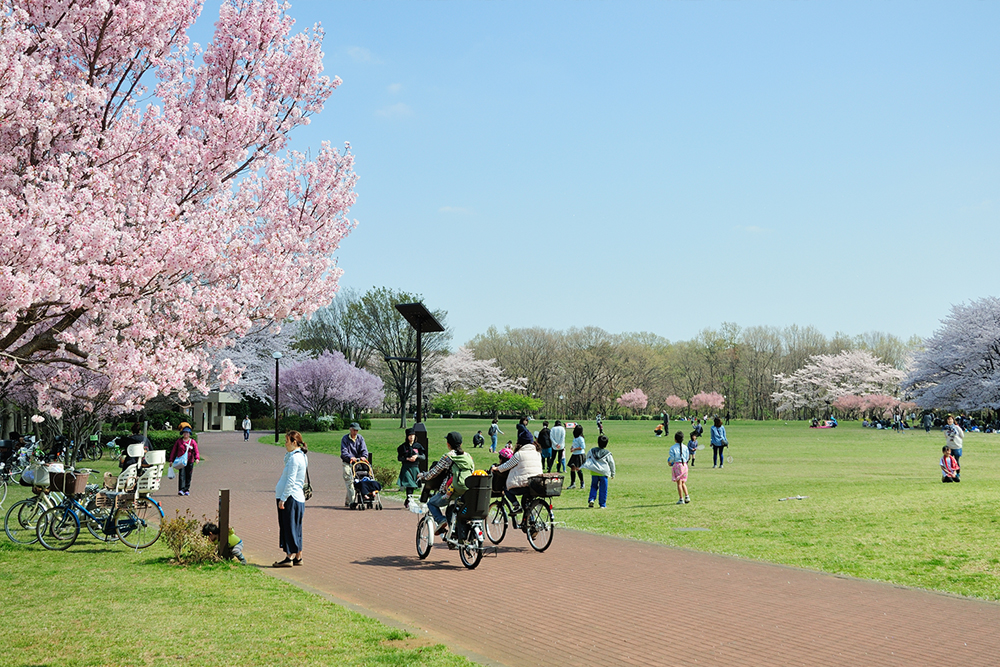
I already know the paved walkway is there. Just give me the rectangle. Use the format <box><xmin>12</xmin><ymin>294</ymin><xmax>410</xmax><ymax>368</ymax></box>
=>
<box><xmin>159</xmin><ymin>432</ymin><xmax>1000</xmax><ymax>667</ymax></box>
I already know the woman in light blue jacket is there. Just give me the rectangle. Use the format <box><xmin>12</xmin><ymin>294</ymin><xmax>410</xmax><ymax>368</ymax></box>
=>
<box><xmin>274</xmin><ymin>430</ymin><xmax>308</xmax><ymax>567</ymax></box>
<box><xmin>710</xmin><ymin>417</ymin><xmax>728</xmax><ymax>468</ymax></box>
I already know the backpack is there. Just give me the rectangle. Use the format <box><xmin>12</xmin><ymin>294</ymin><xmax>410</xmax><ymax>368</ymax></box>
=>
<box><xmin>488</xmin><ymin>424</ymin><xmax>498</xmax><ymax>436</ymax></box>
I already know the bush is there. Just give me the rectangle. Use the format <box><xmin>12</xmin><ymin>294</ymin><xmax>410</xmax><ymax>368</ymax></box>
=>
<box><xmin>372</xmin><ymin>465</ymin><xmax>398</xmax><ymax>490</ymax></box>
<box><xmin>355</xmin><ymin>416</ymin><xmax>372</xmax><ymax>430</ymax></box>
<box><xmin>317</xmin><ymin>414</ymin><xmax>344</xmax><ymax>431</ymax></box>
<box><xmin>161</xmin><ymin>509</ymin><xmax>220</xmax><ymax>565</ymax></box>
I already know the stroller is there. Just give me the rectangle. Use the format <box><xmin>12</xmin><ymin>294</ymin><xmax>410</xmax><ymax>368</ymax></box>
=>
<box><xmin>352</xmin><ymin>459</ymin><xmax>383</xmax><ymax>510</ymax></box>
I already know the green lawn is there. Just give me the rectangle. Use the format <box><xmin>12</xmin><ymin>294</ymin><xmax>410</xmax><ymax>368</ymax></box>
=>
<box><xmin>286</xmin><ymin>417</ymin><xmax>1000</xmax><ymax>600</ymax></box>
<box><xmin>0</xmin><ymin>459</ymin><xmax>470</xmax><ymax>667</ymax></box>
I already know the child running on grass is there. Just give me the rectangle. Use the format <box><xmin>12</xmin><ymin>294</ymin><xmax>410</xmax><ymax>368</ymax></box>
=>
<box><xmin>202</xmin><ymin>522</ymin><xmax>248</xmax><ymax>564</ymax></box>
<box><xmin>687</xmin><ymin>431</ymin><xmax>699</xmax><ymax>467</ymax></box>
<box><xmin>668</xmin><ymin>431</ymin><xmax>690</xmax><ymax>504</ymax></box>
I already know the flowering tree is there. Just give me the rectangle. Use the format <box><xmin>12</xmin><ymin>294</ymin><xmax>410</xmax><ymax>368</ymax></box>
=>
<box><xmin>0</xmin><ymin>0</ymin><xmax>357</xmax><ymax>416</ymax></box>
<box><xmin>664</xmin><ymin>395</ymin><xmax>689</xmax><ymax>413</ymax></box>
<box><xmin>772</xmin><ymin>350</ymin><xmax>905</xmax><ymax>415</ymax></box>
<box><xmin>690</xmin><ymin>391</ymin><xmax>725</xmax><ymax>413</ymax></box>
<box><xmin>426</xmin><ymin>347</ymin><xmax>527</xmax><ymax>395</ymax></box>
<box><xmin>279</xmin><ymin>352</ymin><xmax>383</xmax><ymax>418</ymax></box>
<box><xmin>903</xmin><ymin>298</ymin><xmax>1000</xmax><ymax>410</ymax></box>
<box><xmin>616</xmin><ymin>388</ymin><xmax>648</xmax><ymax>411</ymax></box>
<box><xmin>832</xmin><ymin>394</ymin><xmax>866</xmax><ymax>420</ymax></box>
<box><xmin>208</xmin><ymin>321</ymin><xmax>307</xmax><ymax>404</ymax></box>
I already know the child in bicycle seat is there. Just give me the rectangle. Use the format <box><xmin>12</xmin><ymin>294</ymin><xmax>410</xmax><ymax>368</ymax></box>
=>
<box><xmin>202</xmin><ymin>522</ymin><xmax>247</xmax><ymax>564</ymax></box>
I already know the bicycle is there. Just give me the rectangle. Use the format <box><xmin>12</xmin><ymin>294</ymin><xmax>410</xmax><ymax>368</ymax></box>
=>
<box><xmin>415</xmin><ymin>474</ymin><xmax>492</xmax><ymax>570</ymax></box>
<box><xmin>485</xmin><ymin>474</ymin><xmax>561</xmax><ymax>552</ymax></box>
<box><xmin>4</xmin><ymin>487</ymin><xmax>64</xmax><ymax>544</ymax></box>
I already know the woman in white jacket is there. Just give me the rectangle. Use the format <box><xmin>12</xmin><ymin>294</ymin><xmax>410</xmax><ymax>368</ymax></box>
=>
<box><xmin>492</xmin><ymin>440</ymin><xmax>543</xmax><ymax>514</ymax></box>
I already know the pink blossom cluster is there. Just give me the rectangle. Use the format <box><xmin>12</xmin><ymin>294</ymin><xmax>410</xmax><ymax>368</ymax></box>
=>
<box><xmin>664</xmin><ymin>394</ymin><xmax>689</xmax><ymax>411</ymax></box>
<box><xmin>279</xmin><ymin>351</ymin><xmax>383</xmax><ymax>416</ymax></box>
<box><xmin>690</xmin><ymin>391</ymin><xmax>725</xmax><ymax>412</ymax></box>
<box><xmin>616</xmin><ymin>388</ymin><xmax>648</xmax><ymax>411</ymax></box>
<box><xmin>833</xmin><ymin>394</ymin><xmax>918</xmax><ymax>419</ymax></box>
<box><xmin>0</xmin><ymin>0</ymin><xmax>357</xmax><ymax>415</ymax></box>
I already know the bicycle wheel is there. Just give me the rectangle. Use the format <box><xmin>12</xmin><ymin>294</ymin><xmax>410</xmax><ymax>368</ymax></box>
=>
<box><xmin>485</xmin><ymin>500</ymin><xmax>507</xmax><ymax>545</ymax></box>
<box><xmin>415</xmin><ymin>516</ymin><xmax>432</xmax><ymax>559</ymax></box>
<box><xmin>87</xmin><ymin>444</ymin><xmax>103</xmax><ymax>461</ymax></box>
<box><xmin>85</xmin><ymin>501</ymin><xmax>117</xmax><ymax>542</ymax></box>
<box><xmin>5</xmin><ymin>498</ymin><xmax>43</xmax><ymax>544</ymax></box>
<box><xmin>115</xmin><ymin>496</ymin><xmax>163</xmax><ymax>548</ymax></box>
<box><xmin>525</xmin><ymin>499</ymin><xmax>554</xmax><ymax>552</ymax></box>
<box><xmin>37</xmin><ymin>506</ymin><xmax>80</xmax><ymax>550</ymax></box>
<box><xmin>459</xmin><ymin>535</ymin><xmax>484</xmax><ymax>569</ymax></box>
<box><xmin>0</xmin><ymin>477</ymin><xmax>7</xmax><ymax>507</ymax></box>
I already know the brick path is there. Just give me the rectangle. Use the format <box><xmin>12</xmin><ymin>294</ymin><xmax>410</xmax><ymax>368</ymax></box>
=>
<box><xmin>159</xmin><ymin>432</ymin><xmax>1000</xmax><ymax>667</ymax></box>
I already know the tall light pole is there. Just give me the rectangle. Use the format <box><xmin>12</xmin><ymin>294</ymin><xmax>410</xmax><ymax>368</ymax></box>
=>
<box><xmin>272</xmin><ymin>351</ymin><xmax>283</xmax><ymax>444</ymax></box>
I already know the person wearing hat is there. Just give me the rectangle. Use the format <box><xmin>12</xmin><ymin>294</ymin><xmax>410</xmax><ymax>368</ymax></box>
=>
<box><xmin>417</xmin><ymin>432</ymin><xmax>474</xmax><ymax>536</ymax></box>
<box><xmin>397</xmin><ymin>427</ymin><xmax>426</xmax><ymax>509</ymax></box>
<box><xmin>169</xmin><ymin>426</ymin><xmax>200</xmax><ymax>496</ymax></box>
<box><xmin>340</xmin><ymin>422</ymin><xmax>369</xmax><ymax>508</ymax></box>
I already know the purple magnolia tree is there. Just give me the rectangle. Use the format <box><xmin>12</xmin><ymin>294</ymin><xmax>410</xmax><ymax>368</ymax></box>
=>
<box><xmin>690</xmin><ymin>391</ymin><xmax>725</xmax><ymax>413</ymax></box>
<box><xmin>903</xmin><ymin>297</ymin><xmax>1000</xmax><ymax>410</ymax></box>
<box><xmin>279</xmin><ymin>351</ymin><xmax>383</xmax><ymax>418</ymax></box>
<box><xmin>616</xmin><ymin>388</ymin><xmax>648</xmax><ymax>411</ymax></box>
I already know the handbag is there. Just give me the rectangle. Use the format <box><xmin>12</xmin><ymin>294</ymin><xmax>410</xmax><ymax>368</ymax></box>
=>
<box><xmin>580</xmin><ymin>455</ymin><xmax>607</xmax><ymax>476</ymax></box>
<box><xmin>167</xmin><ymin>466</ymin><xmax>176</xmax><ymax>479</ymax></box>
<box><xmin>172</xmin><ymin>447</ymin><xmax>188</xmax><ymax>469</ymax></box>
<box><xmin>302</xmin><ymin>469</ymin><xmax>313</xmax><ymax>501</ymax></box>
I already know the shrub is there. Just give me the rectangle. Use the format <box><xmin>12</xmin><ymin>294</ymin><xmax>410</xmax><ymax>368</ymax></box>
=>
<box><xmin>372</xmin><ymin>465</ymin><xmax>398</xmax><ymax>490</ymax></box>
<box><xmin>317</xmin><ymin>414</ymin><xmax>344</xmax><ymax>431</ymax></box>
<box><xmin>161</xmin><ymin>509</ymin><xmax>220</xmax><ymax>565</ymax></box>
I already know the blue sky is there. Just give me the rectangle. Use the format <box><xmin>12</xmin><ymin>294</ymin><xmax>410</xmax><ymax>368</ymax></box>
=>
<box><xmin>200</xmin><ymin>1</ymin><xmax>999</xmax><ymax>348</ymax></box>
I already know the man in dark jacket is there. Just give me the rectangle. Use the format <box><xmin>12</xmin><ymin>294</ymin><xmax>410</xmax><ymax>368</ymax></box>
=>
<box><xmin>341</xmin><ymin>423</ymin><xmax>368</xmax><ymax>508</ymax></box>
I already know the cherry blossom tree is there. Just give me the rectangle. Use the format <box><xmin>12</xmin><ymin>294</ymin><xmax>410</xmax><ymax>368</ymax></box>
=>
<box><xmin>832</xmin><ymin>394</ymin><xmax>866</xmax><ymax>420</ymax></box>
<box><xmin>616</xmin><ymin>388</ymin><xmax>648</xmax><ymax>411</ymax></box>
<box><xmin>772</xmin><ymin>350</ymin><xmax>905</xmax><ymax>416</ymax></box>
<box><xmin>903</xmin><ymin>297</ymin><xmax>1000</xmax><ymax>411</ymax></box>
<box><xmin>690</xmin><ymin>391</ymin><xmax>725</xmax><ymax>413</ymax></box>
<box><xmin>0</xmin><ymin>0</ymin><xmax>357</xmax><ymax>415</ymax></box>
<box><xmin>208</xmin><ymin>320</ymin><xmax>307</xmax><ymax>405</ymax></box>
<box><xmin>279</xmin><ymin>351</ymin><xmax>383</xmax><ymax>418</ymax></box>
<box><xmin>426</xmin><ymin>347</ymin><xmax>527</xmax><ymax>395</ymax></box>
<box><xmin>664</xmin><ymin>395</ymin><xmax>689</xmax><ymax>413</ymax></box>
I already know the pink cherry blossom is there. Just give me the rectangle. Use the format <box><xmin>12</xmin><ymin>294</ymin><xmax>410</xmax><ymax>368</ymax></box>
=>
<box><xmin>0</xmin><ymin>0</ymin><xmax>357</xmax><ymax>415</ymax></box>
<box><xmin>616</xmin><ymin>388</ymin><xmax>648</xmax><ymax>411</ymax></box>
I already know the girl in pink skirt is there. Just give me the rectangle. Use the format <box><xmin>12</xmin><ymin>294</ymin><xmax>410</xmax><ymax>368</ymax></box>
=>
<box><xmin>668</xmin><ymin>431</ymin><xmax>690</xmax><ymax>504</ymax></box>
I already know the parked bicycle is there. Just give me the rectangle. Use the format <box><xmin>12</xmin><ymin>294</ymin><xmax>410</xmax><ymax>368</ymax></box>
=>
<box><xmin>4</xmin><ymin>487</ymin><xmax>65</xmax><ymax>544</ymax></box>
<box><xmin>485</xmin><ymin>474</ymin><xmax>562</xmax><ymax>552</ymax></box>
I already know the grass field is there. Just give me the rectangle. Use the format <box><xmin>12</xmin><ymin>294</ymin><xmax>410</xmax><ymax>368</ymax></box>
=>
<box><xmin>0</xmin><ymin>458</ymin><xmax>470</xmax><ymax>667</ymax></box>
<box><xmin>288</xmin><ymin>417</ymin><xmax>1000</xmax><ymax>601</ymax></box>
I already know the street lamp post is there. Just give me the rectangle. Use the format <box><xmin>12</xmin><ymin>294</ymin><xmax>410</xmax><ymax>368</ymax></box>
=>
<box><xmin>272</xmin><ymin>351</ymin><xmax>283</xmax><ymax>444</ymax></box>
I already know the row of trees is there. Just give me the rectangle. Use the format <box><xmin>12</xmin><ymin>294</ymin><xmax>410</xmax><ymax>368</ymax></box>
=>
<box><xmin>464</xmin><ymin>324</ymin><xmax>920</xmax><ymax>420</ymax></box>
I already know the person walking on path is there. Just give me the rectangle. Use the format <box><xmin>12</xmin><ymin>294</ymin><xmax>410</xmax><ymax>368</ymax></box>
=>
<box><xmin>568</xmin><ymin>424</ymin><xmax>587</xmax><ymax>489</ymax></box>
<box><xmin>943</xmin><ymin>415</ymin><xmax>963</xmax><ymax>480</ymax></box>
<box><xmin>488</xmin><ymin>419</ymin><xmax>503</xmax><ymax>452</ymax></box>
<box><xmin>669</xmin><ymin>431</ymin><xmax>690</xmax><ymax>504</ymax></box>
<box><xmin>242</xmin><ymin>416</ymin><xmax>252</xmax><ymax>441</ymax></box>
<box><xmin>585</xmin><ymin>434</ymin><xmax>615</xmax><ymax>508</ymax></box>
<box><xmin>273</xmin><ymin>430</ymin><xmax>308</xmax><ymax>568</ymax></box>
<box><xmin>169</xmin><ymin>426</ymin><xmax>200</xmax><ymax>496</ymax></box>
<box><xmin>549</xmin><ymin>420</ymin><xmax>566</xmax><ymax>473</ymax></box>
<box><xmin>340</xmin><ymin>422</ymin><xmax>369</xmax><ymax>508</ymax></box>
<box><xmin>710</xmin><ymin>417</ymin><xmax>728</xmax><ymax>469</ymax></box>
<box><xmin>397</xmin><ymin>427</ymin><xmax>425</xmax><ymax>509</ymax></box>
<box><xmin>537</xmin><ymin>421</ymin><xmax>553</xmax><ymax>471</ymax></box>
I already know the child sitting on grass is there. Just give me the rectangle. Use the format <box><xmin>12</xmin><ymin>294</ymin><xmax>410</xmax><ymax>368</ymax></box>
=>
<box><xmin>940</xmin><ymin>446</ymin><xmax>960</xmax><ymax>483</ymax></box>
<box><xmin>202</xmin><ymin>522</ymin><xmax>248</xmax><ymax>564</ymax></box>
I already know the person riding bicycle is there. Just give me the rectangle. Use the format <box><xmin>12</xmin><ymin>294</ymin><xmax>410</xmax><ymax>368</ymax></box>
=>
<box><xmin>417</xmin><ymin>432</ymin><xmax>474</xmax><ymax>536</ymax></box>
<box><xmin>491</xmin><ymin>432</ymin><xmax>543</xmax><ymax>515</ymax></box>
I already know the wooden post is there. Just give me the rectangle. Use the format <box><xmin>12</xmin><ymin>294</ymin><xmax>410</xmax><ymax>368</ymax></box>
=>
<box><xmin>218</xmin><ymin>488</ymin><xmax>231</xmax><ymax>559</ymax></box>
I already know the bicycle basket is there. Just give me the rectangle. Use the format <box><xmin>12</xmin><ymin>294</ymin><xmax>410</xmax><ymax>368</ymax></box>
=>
<box><xmin>528</xmin><ymin>473</ymin><xmax>564</xmax><ymax>498</ymax></box>
<box><xmin>50</xmin><ymin>471</ymin><xmax>88</xmax><ymax>495</ymax></box>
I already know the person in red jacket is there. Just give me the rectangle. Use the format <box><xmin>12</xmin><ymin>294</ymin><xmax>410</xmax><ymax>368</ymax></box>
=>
<box><xmin>169</xmin><ymin>427</ymin><xmax>200</xmax><ymax>496</ymax></box>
